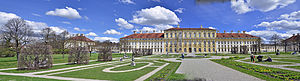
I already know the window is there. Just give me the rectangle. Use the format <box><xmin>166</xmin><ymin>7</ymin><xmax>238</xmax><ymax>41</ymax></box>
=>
<box><xmin>166</xmin><ymin>33</ymin><xmax>168</xmax><ymax>38</ymax></box>
<box><xmin>208</xmin><ymin>32</ymin><xmax>210</xmax><ymax>37</ymax></box>
<box><xmin>175</xmin><ymin>33</ymin><xmax>177</xmax><ymax>38</ymax></box>
<box><xmin>204</xmin><ymin>32</ymin><xmax>206</xmax><ymax>37</ymax></box>
<box><xmin>199</xmin><ymin>32</ymin><xmax>201</xmax><ymax>38</ymax></box>
<box><xmin>212</xmin><ymin>33</ymin><xmax>215</xmax><ymax>37</ymax></box>
<box><xmin>170</xmin><ymin>33</ymin><xmax>173</xmax><ymax>38</ymax></box>
<box><xmin>194</xmin><ymin>32</ymin><xmax>196</xmax><ymax>37</ymax></box>
<box><xmin>199</xmin><ymin>48</ymin><xmax>201</xmax><ymax>52</ymax></box>
<box><xmin>189</xmin><ymin>32</ymin><xmax>192</xmax><ymax>38</ymax></box>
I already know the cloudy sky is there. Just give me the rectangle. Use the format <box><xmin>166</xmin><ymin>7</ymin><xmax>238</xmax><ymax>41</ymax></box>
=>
<box><xmin>0</xmin><ymin>0</ymin><xmax>299</xmax><ymax>42</ymax></box>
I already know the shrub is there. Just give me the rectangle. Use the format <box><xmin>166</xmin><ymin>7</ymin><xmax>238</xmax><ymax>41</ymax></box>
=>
<box><xmin>0</xmin><ymin>48</ymin><xmax>16</xmax><ymax>57</ymax></box>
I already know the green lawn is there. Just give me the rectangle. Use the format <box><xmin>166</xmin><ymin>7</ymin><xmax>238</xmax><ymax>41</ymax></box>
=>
<box><xmin>0</xmin><ymin>61</ymin><xmax>106</xmax><ymax>73</ymax></box>
<box><xmin>0</xmin><ymin>75</ymin><xmax>63</xmax><ymax>81</ymax></box>
<box><xmin>274</xmin><ymin>59</ymin><xmax>300</xmax><ymax>63</ymax></box>
<box><xmin>0</xmin><ymin>53</ymin><xmax>133</xmax><ymax>69</ymax></box>
<box><xmin>112</xmin><ymin>53</ymin><xmax>132</xmax><ymax>58</ymax></box>
<box><xmin>149</xmin><ymin>54</ymin><xmax>181</xmax><ymax>58</ymax></box>
<box><xmin>52</xmin><ymin>60</ymin><xmax>161</xmax><ymax>81</ymax></box>
<box><xmin>146</xmin><ymin>60</ymin><xmax>185</xmax><ymax>81</ymax></box>
<box><xmin>285</xmin><ymin>66</ymin><xmax>300</xmax><ymax>70</ymax></box>
<box><xmin>111</xmin><ymin>63</ymin><xmax>148</xmax><ymax>71</ymax></box>
<box><xmin>212</xmin><ymin>57</ymin><xmax>300</xmax><ymax>81</ymax></box>
<box><xmin>241</xmin><ymin>59</ymin><xmax>293</xmax><ymax>65</ymax></box>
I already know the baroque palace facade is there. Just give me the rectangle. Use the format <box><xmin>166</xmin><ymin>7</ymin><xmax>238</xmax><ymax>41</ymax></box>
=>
<box><xmin>120</xmin><ymin>26</ymin><xmax>261</xmax><ymax>54</ymax></box>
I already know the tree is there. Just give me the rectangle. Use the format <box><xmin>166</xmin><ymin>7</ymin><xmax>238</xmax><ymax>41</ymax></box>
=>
<box><xmin>1</xmin><ymin>18</ymin><xmax>33</xmax><ymax>59</ymax></box>
<box><xmin>58</xmin><ymin>30</ymin><xmax>69</xmax><ymax>58</ymax></box>
<box><xmin>270</xmin><ymin>34</ymin><xmax>282</xmax><ymax>53</ymax></box>
<box><xmin>41</xmin><ymin>28</ymin><xmax>56</xmax><ymax>45</ymax></box>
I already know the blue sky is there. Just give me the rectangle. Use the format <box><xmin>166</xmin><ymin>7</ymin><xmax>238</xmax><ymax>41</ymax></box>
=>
<box><xmin>0</xmin><ymin>0</ymin><xmax>299</xmax><ymax>42</ymax></box>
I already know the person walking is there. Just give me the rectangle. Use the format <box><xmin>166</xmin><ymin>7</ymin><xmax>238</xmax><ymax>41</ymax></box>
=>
<box><xmin>181</xmin><ymin>53</ymin><xmax>185</xmax><ymax>59</ymax></box>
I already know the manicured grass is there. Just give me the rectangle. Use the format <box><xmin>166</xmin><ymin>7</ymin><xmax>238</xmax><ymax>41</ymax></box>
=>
<box><xmin>146</xmin><ymin>60</ymin><xmax>185</xmax><ymax>81</ymax></box>
<box><xmin>149</xmin><ymin>54</ymin><xmax>181</xmax><ymax>58</ymax></box>
<box><xmin>0</xmin><ymin>53</ymin><xmax>134</xmax><ymax>69</ymax></box>
<box><xmin>212</xmin><ymin>57</ymin><xmax>300</xmax><ymax>81</ymax></box>
<box><xmin>0</xmin><ymin>61</ymin><xmax>105</xmax><ymax>73</ymax></box>
<box><xmin>111</xmin><ymin>63</ymin><xmax>148</xmax><ymax>71</ymax></box>
<box><xmin>50</xmin><ymin>60</ymin><xmax>160</xmax><ymax>81</ymax></box>
<box><xmin>53</xmin><ymin>64</ymin><xmax>157</xmax><ymax>81</ymax></box>
<box><xmin>274</xmin><ymin>59</ymin><xmax>300</xmax><ymax>63</ymax></box>
<box><xmin>0</xmin><ymin>75</ymin><xmax>63</xmax><ymax>81</ymax></box>
<box><xmin>241</xmin><ymin>59</ymin><xmax>293</xmax><ymax>65</ymax></box>
<box><xmin>285</xmin><ymin>66</ymin><xmax>300</xmax><ymax>70</ymax></box>
<box><xmin>112</xmin><ymin>53</ymin><xmax>132</xmax><ymax>58</ymax></box>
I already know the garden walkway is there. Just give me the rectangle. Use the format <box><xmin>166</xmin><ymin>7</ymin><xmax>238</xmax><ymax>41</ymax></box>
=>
<box><xmin>236</xmin><ymin>58</ymin><xmax>300</xmax><ymax>72</ymax></box>
<box><xmin>176</xmin><ymin>56</ymin><xmax>263</xmax><ymax>81</ymax></box>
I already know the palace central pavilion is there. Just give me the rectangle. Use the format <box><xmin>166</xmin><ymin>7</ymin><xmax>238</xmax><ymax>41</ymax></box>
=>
<box><xmin>120</xmin><ymin>26</ymin><xmax>261</xmax><ymax>54</ymax></box>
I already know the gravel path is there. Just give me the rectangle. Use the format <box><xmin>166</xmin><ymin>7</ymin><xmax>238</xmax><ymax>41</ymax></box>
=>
<box><xmin>176</xmin><ymin>58</ymin><xmax>263</xmax><ymax>81</ymax></box>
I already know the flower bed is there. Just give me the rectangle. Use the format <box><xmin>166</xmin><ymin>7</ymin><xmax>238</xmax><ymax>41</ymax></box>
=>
<box><xmin>212</xmin><ymin>57</ymin><xmax>300</xmax><ymax>81</ymax></box>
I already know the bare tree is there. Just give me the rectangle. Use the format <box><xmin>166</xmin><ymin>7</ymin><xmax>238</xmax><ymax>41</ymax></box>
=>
<box><xmin>18</xmin><ymin>44</ymin><xmax>53</xmax><ymax>70</ymax></box>
<box><xmin>58</xmin><ymin>30</ymin><xmax>69</xmax><ymax>58</ymax></box>
<box><xmin>270</xmin><ymin>34</ymin><xmax>282</xmax><ymax>53</ymax></box>
<box><xmin>41</xmin><ymin>28</ymin><xmax>56</xmax><ymax>45</ymax></box>
<box><xmin>1</xmin><ymin>18</ymin><xmax>33</xmax><ymax>59</ymax></box>
<box><xmin>98</xmin><ymin>40</ymin><xmax>112</xmax><ymax>61</ymax></box>
<box><xmin>68</xmin><ymin>46</ymin><xmax>89</xmax><ymax>64</ymax></box>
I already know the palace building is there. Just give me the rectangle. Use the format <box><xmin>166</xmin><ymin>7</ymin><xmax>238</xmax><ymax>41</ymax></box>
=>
<box><xmin>120</xmin><ymin>26</ymin><xmax>261</xmax><ymax>54</ymax></box>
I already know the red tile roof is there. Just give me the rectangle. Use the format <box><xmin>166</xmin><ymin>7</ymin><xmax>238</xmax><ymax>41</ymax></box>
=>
<box><xmin>69</xmin><ymin>36</ymin><xmax>94</xmax><ymax>42</ymax></box>
<box><xmin>120</xmin><ymin>33</ymin><xmax>164</xmax><ymax>39</ymax></box>
<box><xmin>283</xmin><ymin>34</ymin><xmax>300</xmax><ymax>42</ymax></box>
<box><xmin>216</xmin><ymin>33</ymin><xmax>259</xmax><ymax>38</ymax></box>
<box><xmin>165</xmin><ymin>28</ymin><xmax>216</xmax><ymax>31</ymax></box>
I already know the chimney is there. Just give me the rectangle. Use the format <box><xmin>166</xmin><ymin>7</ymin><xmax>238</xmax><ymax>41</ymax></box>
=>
<box><xmin>201</xmin><ymin>25</ymin><xmax>203</xmax><ymax>28</ymax></box>
<box><xmin>243</xmin><ymin>31</ymin><xmax>246</xmax><ymax>34</ymax></box>
<box><xmin>293</xmin><ymin>34</ymin><xmax>295</xmax><ymax>36</ymax></box>
<box><xmin>298</xmin><ymin>33</ymin><xmax>299</xmax><ymax>35</ymax></box>
<box><xmin>177</xmin><ymin>24</ymin><xmax>180</xmax><ymax>28</ymax></box>
<box><xmin>231</xmin><ymin>30</ymin><xmax>233</xmax><ymax>33</ymax></box>
<box><xmin>146</xmin><ymin>30</ymin><xmax>149</xmax><ymax>33</ymax></box>
<box><xmin>133</xmin><ymin>31</ymin><xmax>136</xmax><ymax>34</ymax></box>
<box><xmin>80</xmin><ymin>34</ymin><xmax>84</xmax><ymax>36</ymax></box>
<box><xmin>224</xmin><ymin>30</ymin><xmax>226</xmax><ymax>33</ymax></box>
<box><xmin>153</xmin><ymin>30</ymin><xmax>156</xmax><ymax>33</ymax></box>
<box><xmin>217</xmin><ymin>30</ymin><xmax>219</xmax><ymax>33</ymax></box>
<box><xmin>238</xmin><ymin>30</ymin><xmax>240</xmax><ymax>33</ymax></box>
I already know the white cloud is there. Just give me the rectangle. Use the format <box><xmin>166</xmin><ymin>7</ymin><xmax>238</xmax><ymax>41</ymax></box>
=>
<box><xmin>86</xmin><ymin>32</ymin><xmax>98</xmax><ymax>36</ymax></box>
<box><xmin>141</xmin><ymin>27</ymin><xmax>156</xmax><ymax>33</ymax></box>
<box><xmin>74</xmin><ymin>27</ymin><xmax>87</xmax><ymax>31</ymax></box>
<box><xmin>175</xmin><ymin>8</ymin><xmax>184</xmax><ymax>13</ymax></box>
<box><xmin>0</xmin><ymin>12</ymin><xmax>20</xmax><ymax>25</ymax></box>
<box><xmin>256</xmin><ymin>20</ymin><xmax>300</xmax><ymax>31</ymax></box>
<box><xmin>124</xmin><ymin>34</ymin><xmax>128</xmax><ymax>37</ymax></box>
<box><xmin>46</xmin><ymin>7</ymin><xmax>81</xmax><ymax>19</ymax></box>
<box><xmin>0</xmin><ymin>11</ymin><xmax>65</xmax><ymax>34</ymax></box>
<box><xmin>26</xmin><ymin>20</ymin><xmax>49</xmax><ymax>33</ymax></box>
<box><xmin>62</xmin><ymin>21</ymin><xmax>71</xmax><ymax>24</ymax></box>
<box><xmin>231</xmin><ymin>0</ymin><xmax>252</xmax><ymax>14</ymax></box>
<box><xmin>151</xmin><ymin>0</ymin><xmax>161</xmax><ymax>2</ymax></box>
<box><xmin>279</xmin><ymin>10</ymin><xmax>300</xmax><ymax>20</ymax></box>
<box><xmin>115</xmin><ymin>18</ymin><xmax>134</xmax><ymax>29</ymax></box>
<box><xmin>94</xmin><ymin>37</ymin><xmax>119</xmax><ymax>42</ymax></box>
<box><xmin>104</xmin><ymin>29</ymin><xmax>122</xmax><ymax>35</ymax></box>
<box><xmin>119</xmin><ymin>0</ymin><xmax>135</xmax><ymax>4</ymax></box>
<box><xmin>208</xmin><ymin>27</ymin><xmax>216</xmax><ymax>29</ymax></box>
<box><xmin>32</xmin><ymin>13</ymin><xmax>41</xmax><ymax>17</ymax></box>
<box><xmin>246</xmin><ymin>30</ymin><xmax>291</xmax><ymax>42</ymax></box>
<box><xmin>83</xmin><ymin>16</ymin><xmax>89</xmax><ymax>20</ymax></box>
<box><xmin>231</xmin><ymin>0</ymin><xmax>296</xmax><ymax>14</ymax></box>
<box><xmin>130</xmin><ymin>6</ymin><xmax>180</xmax><ymax>26</ymax></box>
<box><xmin>77</xmin><ymin>8</ymin><xmax>83</xmax><ymax>10</ymax></box>
<box><xmin>49</xmin><ymin>26</ymin><xmax>65</xmax><ymax>33</ymax></box>
<box><xmin>154</xmin><ymin>24</ymin><xmax>173</xmax><ymax>30</ymax></box>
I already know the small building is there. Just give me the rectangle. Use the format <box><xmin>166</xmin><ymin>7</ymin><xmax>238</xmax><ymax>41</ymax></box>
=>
<box><xmin>282</xmin><ymin>33</ymin><xmax>300</xmax><ymax>52</ymax></box>
<box><xmin>65</xmin><ymin>34</ymin><xmax>96</xmax><ymax>51</ymax></box>
<box><xmin>261</xmin><ymin>44</ymin><xmax>285</xmax><ymax>52</ymax></box>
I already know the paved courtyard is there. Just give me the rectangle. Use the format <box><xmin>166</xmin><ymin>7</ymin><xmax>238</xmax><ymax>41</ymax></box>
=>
<box><xmin>176</xmin><ymin>57</ymin><xmax>263</xmax><ymax>81</ymax></box>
